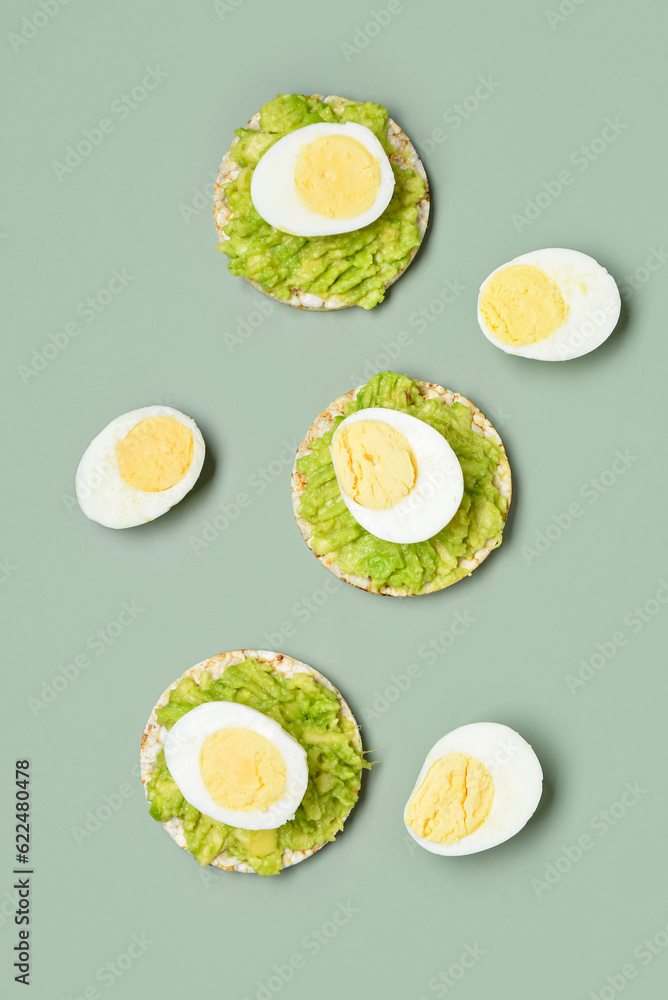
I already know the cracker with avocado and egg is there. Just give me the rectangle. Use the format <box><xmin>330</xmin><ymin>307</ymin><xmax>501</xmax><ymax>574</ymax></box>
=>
<box><xmin>213</xmin><ymin>94</ymin><xmax>429</xmax><ymax>310</ymax></box>
<box><xmin>140</xmin><ymin>650</ymin><xmax>370</xmax><ymax>876</ymax></box>
<box><xmin>292</xmin><ymin>371</ymin><xmax>511</xmax><ymax>597</ymax></box>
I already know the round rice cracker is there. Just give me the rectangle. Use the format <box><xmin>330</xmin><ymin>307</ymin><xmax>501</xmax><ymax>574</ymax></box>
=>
<box><xmin>291</xmin><ymin>381</ymin><xmax>512</xmax><ymax>597</ymax></box>
<box><xmin>213</xmin><ymin>95</ymin><xmax>430</xmax><ymax>310</ymax></box>
<box><xmin>140</xmin><ymin>649</ymin><xmax>364</xmax><ymax>874</ymax></box>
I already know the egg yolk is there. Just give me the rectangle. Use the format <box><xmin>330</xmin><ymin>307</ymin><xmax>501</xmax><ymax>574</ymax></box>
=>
<box><xmin>200</xmin><ymin>727</ymin><xmax>286</xmax><ymax>812</ymax></box>
<box><xmin>116</xmin><ymin>416</ymin><xmax>193</xmax><ymax>492</ymax></box>
<box><xmin>331</xmin><ymin>419</ymin><xmax>416</xmax><ymax>510</ymax></box>
<box><xmin>406</xmin><ymin>753</ymin><xmax>494</xmax><ymax>845</ymax></box>
<box><xmin>295</xmin><ymin>135</ymin><xmax>381</xmax><ymax>219</ymax></box>
<box><xmin>480</xmin><ymin>264</ymin><xmax>568</xmax><ymax>346</ymax></box>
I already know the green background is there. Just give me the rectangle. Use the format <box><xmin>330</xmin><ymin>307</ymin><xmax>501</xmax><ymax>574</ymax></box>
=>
<box><xmin>2</xmin><ymin>0</ymin><xmax>667</xmax><ymax>997</ymax></box>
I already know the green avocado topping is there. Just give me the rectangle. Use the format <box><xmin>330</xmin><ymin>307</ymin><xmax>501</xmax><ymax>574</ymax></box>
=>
<box><xmin>218</xmin><ymin>94</ymin><xmax>425</xmax><ymax>309</ymax></box>
<box><xmin>146</xmin><ymin>658</ymin><xmax>370</xmax><ymax>876</ymax></box>
<box><xmin>296</xmin><ymin>372</ymin><xmax>509</xmax><ymax>594</ymax></box>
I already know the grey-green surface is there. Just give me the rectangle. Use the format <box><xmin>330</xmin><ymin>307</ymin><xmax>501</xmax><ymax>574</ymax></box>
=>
<box><xmin>2</xmin><ymin>1</ymin><xmax>667</xmax><ymax>997</ymax></box>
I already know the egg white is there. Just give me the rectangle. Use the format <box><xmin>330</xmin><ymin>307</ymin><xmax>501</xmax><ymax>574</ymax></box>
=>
<box><xmin>477</xmin><ymin>248</ymin><xmax>621</xmax><ymax>361</ymax></box>
<box><xmin>76</xmin><ymin>405</ymin><xmax>205</xmax><ymax>529</ymax></box>
<box><xmin>164</xmin><ymin>702</ymin><xmax>309</xmax><ymax>830</ymax></box>
<box><xmin>404</xmin><ymin>722</ymin><xmax>543</xmax><ymax>856</ymax></box>
<box><xmin>250</xmin><ymin>122</ymin><xmax>396</xmax><ymax>237</ymax></box>
<box><xmin>330</xmin><ymin>408</ymin><xmax>464</xmax><ymax>545</ymax></box>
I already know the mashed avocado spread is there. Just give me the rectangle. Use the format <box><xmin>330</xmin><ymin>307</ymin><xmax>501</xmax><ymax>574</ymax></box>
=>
<box><xmin>147</xmin><ymin>658</ymin><xmax>370</xmax><ymax>876</ymax></box>
<box><xmin>297</xmin><ymin>372</ymin><xmax>508</xmax><ymax>593</ymax></box>
<box><xmin>218</xmin><ymin>94</ymin><xmax>425</xmax><ymax>309</ymax></box>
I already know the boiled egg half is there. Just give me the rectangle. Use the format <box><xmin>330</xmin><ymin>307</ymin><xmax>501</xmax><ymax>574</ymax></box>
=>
<box><xmin>164</xmin><ymin>702</ymin><xmax>309</xmax><ymax>830</ymax></box>
<box><xmin>477</xmin><ymin>248</ymin><xmax>621</xmax><ymax>360</ymax></box>
<box><xmin>250</xmin><ymin>122</ymin><xmax>395</xmax><ymax>236</ymax></box>
<box><xmin>404</xmin><ymin>722</ymin><xmax>543</xmax><ymax>855</ymax></box>
<box><xmin>76</xmin><ymin>405</ymin><xmax>205</xmax><ymax>528</ymax></box>
<box><xmin>330</xmin><ymin>408</ymin><xmax>464</xmax><ymax>544</ymax></box>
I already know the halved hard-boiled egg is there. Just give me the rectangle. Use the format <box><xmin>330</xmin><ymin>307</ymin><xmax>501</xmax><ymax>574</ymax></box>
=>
<box><xmin>164</xmin><ymin>701</ymin><xmax>309</xmax><ymax>830</ymax></box>
<box><xmin>250</xmin><ymin>122</ymin><xmax>395</xmax><ymax>237</ymax></box>
<box><xmin>76</xmin><ymin>405</ymin><xmax>205</xmax><ymax>528</ymax></box>
<box><xmin>477</xmin><ymin>248</ymin><xmax>621</xmax><ymax>360</ymax></box>
<box><xmin>330</xmin><ymin>408</ymin><xmax>464</xmax><ymax>544</ymax></box>
<box><xmin>404</xmin><ymin>722</ymin><xmax>542</xmax><ymax>856</ymax></box>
